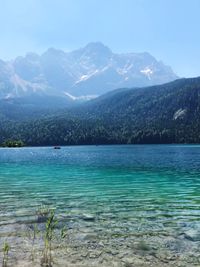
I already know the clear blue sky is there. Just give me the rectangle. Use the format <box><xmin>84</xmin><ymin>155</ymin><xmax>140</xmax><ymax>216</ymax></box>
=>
<box><xmin>0</xmin><ymin>0</ymin><xmax>199</xmax><ymax>77</ymax></box>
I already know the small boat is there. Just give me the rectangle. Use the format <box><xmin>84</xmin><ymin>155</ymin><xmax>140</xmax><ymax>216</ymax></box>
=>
<box><xmin>54</xmin><ymin>146</ymin><xmax>61</xmax><ymax>149</ymax></box>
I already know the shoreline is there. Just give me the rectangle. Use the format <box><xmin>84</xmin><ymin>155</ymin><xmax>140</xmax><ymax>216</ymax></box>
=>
<box><xmin>1</xmin><ymin>143</ymin><xmax>200</xmax><ymax>148</ymax></box>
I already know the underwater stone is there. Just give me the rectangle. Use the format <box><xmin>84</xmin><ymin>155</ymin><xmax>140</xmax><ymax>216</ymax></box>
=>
<box><xmin>184</xmin><ymin>229</ymin><xmax>200</xmax><ymax>241</ymax></box>
<box><xmin>81</xmin><ymin>214</ymin><xmax>95</xmax><ymax>221</ymax></box>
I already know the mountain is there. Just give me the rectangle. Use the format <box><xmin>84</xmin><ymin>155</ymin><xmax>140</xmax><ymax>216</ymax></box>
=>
<box><xmin>0</xmin><ymin>94</ymin><xmax>76</xmax><ymax>121</ymax></box>
<box><xmin>0</xmin><ymin>42</ymin><xmax>177</xmax><ymax>100</ymax></box>
<box><xmin>1</xmin><ymin>77</ymin><xmax>200</xmax><ymax>145</ymax></box>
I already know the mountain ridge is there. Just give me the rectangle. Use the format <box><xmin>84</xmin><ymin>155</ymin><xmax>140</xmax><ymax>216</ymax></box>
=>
<box><xmin>0</xmin><ymin>42</ymin><xmax>178</xmax><ymax>99</ymax></box>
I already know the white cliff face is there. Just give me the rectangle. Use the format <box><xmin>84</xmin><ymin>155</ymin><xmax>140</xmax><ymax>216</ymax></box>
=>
<box><xmin>173</xmin><ymin>108</ymin><xmax>187</xmax><ymax>120</ymax></box>
<box><xmin>0</xmin><ymin>42</ymin><xmax>178</xmax><ymax>99</ymax></box>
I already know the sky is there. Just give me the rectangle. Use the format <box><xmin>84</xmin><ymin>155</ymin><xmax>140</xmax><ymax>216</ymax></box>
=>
<box><xmin>0</xmin><ymin>0</ymin><xmax>199</xmax><ymax>77</ymax></box>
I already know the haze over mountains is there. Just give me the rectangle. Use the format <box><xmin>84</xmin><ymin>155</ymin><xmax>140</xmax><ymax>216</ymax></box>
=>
<box><xmin>0</xmin><ymin>42</ymin><xmax>177</xmax><ymax>100</ymax></box>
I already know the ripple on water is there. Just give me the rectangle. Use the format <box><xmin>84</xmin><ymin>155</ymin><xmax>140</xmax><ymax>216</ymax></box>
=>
<box><xmin>0</xmin><ymin>145</ymin><xmax>200</xmax><ymax>241</ymax></box>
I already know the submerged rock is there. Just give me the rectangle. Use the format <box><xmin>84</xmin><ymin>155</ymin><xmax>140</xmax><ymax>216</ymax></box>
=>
<box><xmin>81</xmin><ymin>214</ymin><xmax>96</xmax><ymax>221</ymax></box>
<box><xmin>184</xmin><ymin>229</ymin><xmax>200</xmax><ymax>241</ymax></box>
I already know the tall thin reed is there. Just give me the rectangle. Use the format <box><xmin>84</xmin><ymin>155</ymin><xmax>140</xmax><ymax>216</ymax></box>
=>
<box><xmin>2</xmin><ymin>242</ymin><xmax>10</xmax><ymax>267</ymax></box>
<box><xmin>41</xmin><ymin>210</ymin><xmax>57</xmax><ymax>267</ymax></box>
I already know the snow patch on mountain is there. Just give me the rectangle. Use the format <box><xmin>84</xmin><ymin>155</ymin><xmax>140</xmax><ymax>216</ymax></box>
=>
<box><xmin>64</xmin><ymin>92</ymin><xmax>97</xmax><ymax>101</ymax></box>
<box><xmin>0</xmin><ymin>42</ymin><xmax>178</xmax><ymax>99</ymax></box>
<box><xmin>140</xmin><ymin>67</ymin><xmax>154</xmax><ymax>79</ymax></box>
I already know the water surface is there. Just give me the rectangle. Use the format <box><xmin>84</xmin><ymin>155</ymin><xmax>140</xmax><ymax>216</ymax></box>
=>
<box><xmin>0</xmin><ymin>145</ymin><xmax>200</xmax><ymax>266</ymax></box>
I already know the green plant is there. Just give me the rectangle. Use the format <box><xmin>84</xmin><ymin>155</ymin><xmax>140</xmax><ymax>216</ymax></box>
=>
<box><xmin>2</xmin><ymin>242</ymin><xmax>10</xmax><ymax>267</ymax></box>
<box><xmin>41</xmin><ymin>210</ymin><xmax>57</xmax><ymax>267</ymax></box>
<box><xmin>37</xmin><ymin>206</ymin><xmax>50</xmax><ymax>223</ymax></box>
<box><xmin>60</xmin><ymin>226</ymin><xmax>67</xmax><ymax>239</ymax></box>
<box><xmin>29</xmin><ymin>224</ymin><xmax>40</xmax><ymax>261</ymax></box>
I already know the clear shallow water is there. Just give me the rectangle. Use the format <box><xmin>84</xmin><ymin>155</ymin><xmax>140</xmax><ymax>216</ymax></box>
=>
<box><xmin>1</xmin><ymin>144</ymin><xmax>200</xmax><ymax>232</ymax></box>
<box><xmin>1</xmin><ymin>145</ymin><xmax>200</xmax><ymax>266</ymax></box>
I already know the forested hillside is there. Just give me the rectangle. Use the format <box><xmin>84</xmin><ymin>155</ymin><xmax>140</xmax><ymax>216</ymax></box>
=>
<box><xmin>1</xmin><ymin>77</ymin><xmax>200</xmax><ymax>145</ymax></box>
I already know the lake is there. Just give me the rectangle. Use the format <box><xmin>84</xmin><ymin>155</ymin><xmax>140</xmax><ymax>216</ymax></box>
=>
<box><xmin>0</xmin><ymin>145</ymin><xmax>200</xmax><ymax>266</ymax></box>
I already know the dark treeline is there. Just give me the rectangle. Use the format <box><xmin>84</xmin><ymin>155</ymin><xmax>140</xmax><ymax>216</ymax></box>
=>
<box><xmin>1</xmin><ymin>118</ymin><xmax>200</xmax><ymax>146</ymax></box>
<box><xmin>1</xmin><ymin>77</ymin><xmax>200</xmax><ymax>146</ymax></box>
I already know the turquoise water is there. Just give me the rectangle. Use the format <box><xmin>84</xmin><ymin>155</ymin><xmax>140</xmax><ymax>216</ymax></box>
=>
<box><xmin>1</xmin><ymin>145</ymin><xmax>200</xmax><ymax>266</ymax></box>
<box><xmin>1</xmin><ymin>144</ymin><xmax>200</xmax><ymax>234</ymax></box>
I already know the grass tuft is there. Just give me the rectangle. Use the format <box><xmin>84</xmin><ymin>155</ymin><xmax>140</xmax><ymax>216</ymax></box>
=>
<box><xmin>2</xmin><ymin>242</ymin><xmax>10</xmax><ymax>267</ymax></box>
<box><xmin>41</xmin><ymin>210</ymin><xmax>57</xmax><ymax>267</ymax></box>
